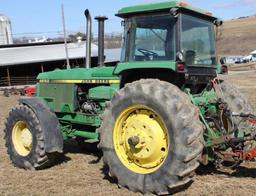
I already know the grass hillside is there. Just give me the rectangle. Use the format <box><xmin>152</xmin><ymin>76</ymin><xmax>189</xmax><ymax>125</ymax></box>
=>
<box><xmin>217</xmin><ymin>17</ymin><xmax>256</xmax><ymax>56</ymax></box>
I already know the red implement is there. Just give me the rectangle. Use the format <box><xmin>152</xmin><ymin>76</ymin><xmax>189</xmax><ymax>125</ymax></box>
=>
<box><xmin>227</xmin><ymin>148</ymin><xmax>256</xmax><ymax>161</ymax></box>
<box><xmin>247</xmin><ymin>118</ymin><xmax>256</xmax><ymax>124</ymax></box>
<box><xmin>25</xmin><ymin>86</ymin><xmax>37</xmax><ymax>97</ymax></box>
<box><xmin>244</xmin><ymin>148</ymin><xmax>256</xmax><ymax>160</ymax></box>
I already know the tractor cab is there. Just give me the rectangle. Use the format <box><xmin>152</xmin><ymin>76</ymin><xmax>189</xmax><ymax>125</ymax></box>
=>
<box><xmin>115</xmin><ymin>1</ymin><xmax>223</xmax><ymax>80</ymax></box>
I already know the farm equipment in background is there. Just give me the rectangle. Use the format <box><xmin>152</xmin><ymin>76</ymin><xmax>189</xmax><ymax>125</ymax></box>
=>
<box><xmin>1</xmin><ymin>85</ymin><xmax>36</xmax><ymax>97</ymax></box>
<box><xmin>3</xmin><ymin>1</ymin><xmax>256</xmax><ymax>195</ymax></box>
<box><xmin>24</xmin><ymin>86</ymin><xmax>36</xmax><ymax>97</ymax></box>
<box><xmin>2</xmin><ymin>87</ymin><xmax>23</xmax><ymax>97</ymax></box>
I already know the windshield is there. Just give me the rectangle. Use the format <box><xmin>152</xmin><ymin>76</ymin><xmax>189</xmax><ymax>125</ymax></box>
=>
<box><xmin>181</xmin><ymin>14</ymin><xmax>216</xmax><ymax>66</ymax></box>
<box><xmin>121</xmin><ymin>14</ymin><xmax>176</xmax><ymax>62</ymax></box>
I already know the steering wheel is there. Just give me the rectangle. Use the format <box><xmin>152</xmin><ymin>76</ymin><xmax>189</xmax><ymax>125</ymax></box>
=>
<box><xmin>137</xmin><ymin>48</ymin><xmax>159</xmax><ymax>60</ymax></box>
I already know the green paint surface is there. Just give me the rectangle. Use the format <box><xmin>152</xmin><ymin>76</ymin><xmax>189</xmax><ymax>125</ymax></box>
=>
<box><xmin>37</xmin><ymin>67</ymin><xmax>119</xmax><ymax>80</ymax></box>
<box><xmin>39</xmin><ymin>83</ymin><xmax>77</xmax><ymax>112</ymax></box>
<box><xmin>114</xmin><ymin>61</ymin><xmax>176</xmax><ymax>74</ymax></box>
<box><xmin>61</xmin><ymin>125</ymin><xmax>99</xmax><ymax>141</ymax></box>
<box><xmin>117</xmin><ymin>1</ymin><xmax>216</xmax><ymax>19</ymax></box>
<box><xmin>216</xmin><ymin>64</ymin><xmax>222</xmax><ymax>74</ymax></box>
<box><xmin>89</xmin><ymin>86</ymin><xmax>117</xmax><ymax>100</ymax></box>
<box><xmin>58</xmin><ymin>113</ymin><xmax>102</xmax><ymax>127</ymax></box>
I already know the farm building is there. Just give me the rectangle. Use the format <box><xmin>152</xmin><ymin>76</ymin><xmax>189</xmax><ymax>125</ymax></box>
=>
<box><xmin>0</xmin><ymin>41</ymin><xmax>120</xmax><ymax>87</ymax></box>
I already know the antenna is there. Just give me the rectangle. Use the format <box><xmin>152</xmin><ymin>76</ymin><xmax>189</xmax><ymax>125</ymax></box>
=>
<box><xmin>61</xmin><ymin>3</ymin><xmax>70</xmax><ymax>69</ymax></box>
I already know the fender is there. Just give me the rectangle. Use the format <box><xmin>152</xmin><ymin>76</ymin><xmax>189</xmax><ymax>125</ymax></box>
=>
<box><xmin>19</xmin><ymin>97</ymin><xmax>63</xmax><ymax>153</ymax></box>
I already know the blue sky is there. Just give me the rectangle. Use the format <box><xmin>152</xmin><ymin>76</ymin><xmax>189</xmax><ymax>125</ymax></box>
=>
<box><xmin>1</xmin><ymin>0</ymin><xmax>256</xmax><ymax>38</ymax></box>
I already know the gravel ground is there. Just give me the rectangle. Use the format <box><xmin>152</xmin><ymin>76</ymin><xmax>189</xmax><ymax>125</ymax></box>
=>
<box><xmin>0</xmin><ymin>71</ymin><xmax>255</xmax><ymax>196</ymax></box>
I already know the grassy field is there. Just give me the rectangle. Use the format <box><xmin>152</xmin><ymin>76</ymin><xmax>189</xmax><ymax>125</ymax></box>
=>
<box><xmin>217</xmin><ymin>17</ymin><xmax>256</xmax><ymax>55</ymax></box>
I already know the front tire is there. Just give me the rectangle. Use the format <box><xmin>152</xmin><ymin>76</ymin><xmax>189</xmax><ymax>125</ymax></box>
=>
<box><xmin>4</xmin><ymin>104</ymin><xmax>58</xmax><ymax>170</ymax></box>
<box><xmin>99</xmin><ymin>79</ymin><xmax>204</xmax><ymax>195</ymax></box>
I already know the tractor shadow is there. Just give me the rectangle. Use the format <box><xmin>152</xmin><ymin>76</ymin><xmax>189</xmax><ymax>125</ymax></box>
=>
<box><xmin>196</xmin><ymin>163</ymin><xmax>256</xmax><ymax>178</ymax></box>
<box><xmin>63</xmin><ymin>139</ymin><xmax>102</xmax><ymax>164</ymax></box>
<box><xmin>101</xmin><ymin>164</ymin><xmax>118</xmax><ymax>184</ymax></box>
<box><xmin>50</xmin><ymin>153</ymin><xmax>71</xmax><ymax>168</ymax></box>
<box><xmin>63</xmin><ymin>139</ymin><xmax>117</xmax><ymax>184</ymax></box>
<box><xmin>63</xmin><ymin>140</ymin><xmax>118</xmax><ymax>184</ymax></box>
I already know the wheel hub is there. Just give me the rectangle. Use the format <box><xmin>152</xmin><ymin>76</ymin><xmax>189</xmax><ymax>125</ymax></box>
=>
<box><xmin>21</xmin><ymin>128</ymin><xmax>33</xmax><ymax>148</ymax></box>
<box><xmin>114</xmin><ymin>106</ymin><xmax>169</xmax><ymax>174</ymax></box>
<box><xmin>12</xmin><ymin>121</ymin><xmax>33</xmax><ymax>156</ymax></box>
<box><xmin>128</xmin><ymin>136</ymin><xmax>140</xmax><ymax>146</ymax></box>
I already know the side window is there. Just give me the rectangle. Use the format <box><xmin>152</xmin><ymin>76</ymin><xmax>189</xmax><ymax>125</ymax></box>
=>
<box><xmin>125</xmin><ymin>14</ymin><xmax>176</xmax><ymax>62</ymax></box>
<box><xmin>134</xmin><ymin>28</ymin><xmax>167</xmax><ymax>58</ymax></box>
<box><xmin>181</xmin><ymin>14</ymin><xmax>216</xmax><ymax>65</ymax></box>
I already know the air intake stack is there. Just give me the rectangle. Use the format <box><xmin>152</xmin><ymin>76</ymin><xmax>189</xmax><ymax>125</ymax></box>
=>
<box><xmin>84</xmin><ymin>9</ymin><xmax>92</xmax><ymax>69</ymax></box>
<box><xmin>95</xmin><ymin>16</ymin><xmax>108</xmax><ymax>67</ymax></box>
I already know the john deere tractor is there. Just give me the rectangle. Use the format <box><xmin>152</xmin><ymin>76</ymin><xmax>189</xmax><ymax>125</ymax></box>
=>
<box><xmin>4</xmin><ymin>1</ymin><xmax>256</xmax><ymax>195</ymax></box>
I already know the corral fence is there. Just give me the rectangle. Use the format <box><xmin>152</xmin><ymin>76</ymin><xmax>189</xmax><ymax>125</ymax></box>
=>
<box><xmin>0</xmin><ymin>76</ymin><xmax>37</xmax><ymax>87</ymax></box>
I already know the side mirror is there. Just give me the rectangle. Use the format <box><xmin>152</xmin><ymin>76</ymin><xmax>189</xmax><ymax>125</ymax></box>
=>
<box><xmin>214</xmin><ymin>19</ymin><xmax>223</xmax><ymax>26</ymax></box>
<box><xmin>220</xmin><ymin>57</ymin><xmax>226</xmax><ymax>65</ymax></box>
<box><xmin>170</xmin><ymin>8</ymin><xmax>179</xmax><ymax>17</ymax></box>
<box><xmin>176</xmin><ymin>51</ymin><xmax>184</xmax><ymax>62</ymax></box>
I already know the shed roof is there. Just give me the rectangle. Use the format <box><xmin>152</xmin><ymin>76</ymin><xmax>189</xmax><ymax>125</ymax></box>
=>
<box><xmin>0</xmin><ymin>41</ymin><xmax>120</xmax><ymax>67</ymax></box>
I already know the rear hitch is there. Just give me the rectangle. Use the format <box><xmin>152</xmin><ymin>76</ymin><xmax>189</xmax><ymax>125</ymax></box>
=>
<box><xmin>221</xmin><ymin>148</ymin><xmax>256</xmax><ymax>161</ymax></box>
<box><xmin>219</xmin><ymin>112</ymin><xmax>256</xmax><ymax>162</ymax></box>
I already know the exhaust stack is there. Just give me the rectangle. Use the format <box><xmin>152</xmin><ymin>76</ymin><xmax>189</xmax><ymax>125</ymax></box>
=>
<box><xmin>84</xmin><ymin>9</ymin><xmax>92</xmax><ymax>69</ymax></box>
<box><xmin>95</xmin><ymin>16</ymin><xmax>108</xmax><ymax>67</ymax></box>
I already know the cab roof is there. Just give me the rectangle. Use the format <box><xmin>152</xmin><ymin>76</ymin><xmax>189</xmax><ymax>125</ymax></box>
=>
<box><xmin>116</xmin><ymin>1</ymin><xmax>216</xmax><ymax>20</ymax></box>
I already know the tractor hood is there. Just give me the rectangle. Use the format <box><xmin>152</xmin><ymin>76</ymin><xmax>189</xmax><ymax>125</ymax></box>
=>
<box><xmin>37</xmin><ymin>67</ymin><xmax>119</xmax><ymax>82</ymax></box>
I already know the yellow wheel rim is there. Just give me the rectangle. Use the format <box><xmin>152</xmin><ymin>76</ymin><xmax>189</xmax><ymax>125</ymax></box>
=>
<box><xmin>12</xmin><ymin>121</ymin><xmax>33</xmax><ymax>156</ymax></box>
<box><xmin>113</xmin><ymin>106</ymin><xmax>169</xmax><ymax>174</ymax></box>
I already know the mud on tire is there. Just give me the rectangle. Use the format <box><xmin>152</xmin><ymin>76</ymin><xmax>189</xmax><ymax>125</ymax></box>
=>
<box><xmin>98</xmin><ymin>79</ymin><xmax>204</xmax><ymax>195</ymax></box>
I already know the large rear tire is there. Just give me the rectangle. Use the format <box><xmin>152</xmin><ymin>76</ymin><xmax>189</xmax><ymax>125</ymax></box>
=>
<box><xmin>220</xmin><ymin>81</ymin><xmax>255</xmax><ymax>149</ymax></box>
<box><xmin>4</xmin><ymin>104</ymin><xmax>59</xmax><ymax>170</ymax></box>
<box><xmin>99</xmin><ymin>79</ymin><xmax>204</xmax><ymax>195</ymax></box>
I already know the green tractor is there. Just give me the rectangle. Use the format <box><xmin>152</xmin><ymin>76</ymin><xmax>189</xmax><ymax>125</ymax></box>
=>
<box><xmin>4</xmin><ymin>1</ymin><xmax>256</xmax><ymax>195</ymax></box>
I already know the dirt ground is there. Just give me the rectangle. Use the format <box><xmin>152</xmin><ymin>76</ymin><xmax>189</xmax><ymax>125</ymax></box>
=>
<box><xmin>0</xmin><ymin>71</ymin><xmax>255</xmax><ymax>196</ymax></box>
